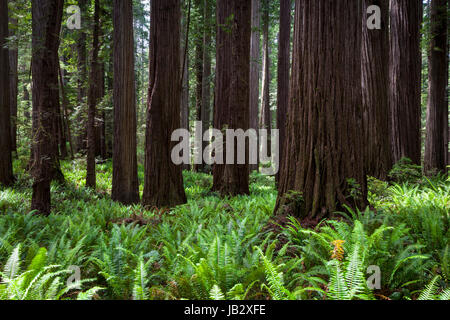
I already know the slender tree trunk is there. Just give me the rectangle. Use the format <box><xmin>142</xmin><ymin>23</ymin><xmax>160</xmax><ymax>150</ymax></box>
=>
<box><xmin>276</xmin><ymin>0</ymin><xmax>291</xmax><ymax>186</ymax></box>
<box><xmin>259</xmin><ymin>0</ymin><xmax>271</xmax><ymax>157</ymax></box>
<box><xmin>424</xmin><ymin>0</ymin><xmax>448</xmax><ymax>175</ymax></box>
<box><xmin>389</xmin><ymin>0</ymin><xmax>423</xmax><ymax>165</ymax></box>
<box><xmin>30</xmin><ymin>0</ymin><xmax>64</xmax><ymax>214</ymax></box>
<box><xmin>112</xmin><ymin>0</ymin><xmax>140</xmax><ymax>204</ymax></box>
<box><xmin>58</xmin><ymin>62</ymin><xmax>74</xmax><ymax>160</ymax></box>
<box><xmin>9</xmin><ymin>14</ymin><xmax>18</xmax><ymax>153</ymax></box>
<box><xmin>143</xmin><ymin>0</ymin><xmax>187</xmax><ymax>208</ymax></box>
<box><xmin>98</xmin><ymin>64</ymin><xmax>107</xmax><ymax>160</ymax></box>
<box><xmin>275</xmin><ymin>0</ymin><xmax>367</xmax><ymax>221</ymax></box>
<box><xmin>212</xmin><ymin>0</ymin><xmax>251</xmax><ymax>196</ymax></box>
<box><xmin>249</xmin><ymin>0</ymin><xmax>261</xmax><ymax>172</ymax></box>
<box><xmin>362</xmin><ymin>0</ymin><xmax>392</xmax><ymax>180</ymax></box>
<box><xmin>86</xmin><ymin>0</ymin><xmax>101</xmax><ymax>188</ymax></box>
<box><xmin>0</xmin><ymin>0</ymin><xmax>14</xmax><ymax>186</ymax></box>
<box><xmin>194</xmin><ymin>18</ymin><xmax>204</xmax><ymax>172</ymax></box>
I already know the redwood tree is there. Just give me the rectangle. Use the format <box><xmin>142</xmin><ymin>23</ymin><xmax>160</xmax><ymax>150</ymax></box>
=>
<box><xmin>9</xmin><ymin>12</ymin><xmax>18</xmax><ymax>153</ymax></box>
<box><xmin>424</xmin><ymin>0</ymin><xmax>448</xmax><ymax>175</ymax></box>
<box><xmin>276</xmin><ymin>0</ymin><xmax>291</xmax><ymax>185</ymax></box>
<box><xmin>389</xmin><ymin>0</ymin><xmax>423</xmax><ymax>165</ymax></box>
<box><xmin>30</xmin><ymin>0</ymin><xmax>64</xmax><ymax>214</ymax></box>
<box><xmin>362</xmin><ymin>0</ymin><xmax>392</xmax><ymax>179</ymax></box>
<box><xmin>86</xmin><ymin>0</ymin><xmax>101</xmax><ymax>188</ymax></box>
<box><xmin>112</xmin><ymin>0</ymin><xmax>139</xmax><ymax>204</ymax></box>
<box><xmin>0</xmin><ymin>0</ymin><xmax>14</xmax><ymax>186</ymax></box>
<box><xmin>275</xmin><ymin>0</ymin><xmax>367</xmax><ymax>221</ymax></box>
<box><xmin>212</xmin><ymin>0</ymin><xmax>251</xmax><ymax>196</ymax></box>
<box><xmin>142</xmin><ymin>0</ymin><xmax>187</xmax><ymax>208</ymax></box>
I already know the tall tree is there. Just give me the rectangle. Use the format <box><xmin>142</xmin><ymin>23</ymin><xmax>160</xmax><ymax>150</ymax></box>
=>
<box><xmin>143</xmin><ymin>0</ymin><xmax>187</xmax><ymax>208</ymax></box>
<box><xmin>249</xmin><ymin>0</ymin><xmax>261</xmax><ymax>172</ymax></box>
<box><xmin>9</xmin><ymin>10</ymin><xmax>18</xmax><ymax>153</ymax></box>
<box><xmin>0</xmin><ymin>0</ymin><xmax>14</xmax><ymax>186</ymax></box>
<box><xmin>86</xmin><ymin>0</ymin><xmax>101</xmax><ymax>188</ymax></box>
<box><xmin>259</xmin><ymin>0</ymin><xmax>271</xmax><ymax>157</ymax></box>
<box><xmin>275</xmin><ymin>0</ymin><xmax>367</xmax><ymax>221</ymax></box>
<box><xmin>112</xmin><ymin>0</ymin><xmax>139</xmax><ymax>204</ymax></box>
<box><xmin>30</xmin><ymin>0</ymin><xmax>64</xmax><ymax>214</ymax></box>
<box><xmin>424</xmin><ymin>0</ymin><xmax>448</xmax><ymax>175</ymax></box>
<box><xmin>362</xmin><ymin>0</ymin><xmax>392</xmax><ymax>179</ymax></box>
<box><xmin>276</xmin><ymin>0</ymin><xmax>291</xmax><ymax>185</ymax></box>
<box><xmin>389</xmin><ymin>0</ymin><xmax>423</xmax><ymax>165</ymax></box>
<box><xmin>212</xmin><ymin>0</ymin><xmax>251</xmax><ymax>196</ymax></box>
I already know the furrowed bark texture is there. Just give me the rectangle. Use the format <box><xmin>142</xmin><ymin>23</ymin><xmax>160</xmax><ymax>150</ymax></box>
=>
<box><xmin>212</xmin><ymin>0</ymin><xmax>251</xmax><ymax>196</ymax></box>
<box><xmin>362</xmin><ymin>0</ymin><xmax>392</xmax><ymax>179</ymax></box>
<box><xmin>275</xmin><ymin>0</ymin><xmax>367</xmax><ymax>220</ymax></box>
<box><xmin>112</xmin><ymin>0</ymin><xmax>140</xmax><ymax>204</ymax></box>
<box><xmin>389</xmin><ymin>0</ymin><xmax>423</xmax><ymax>165</ymax></box>
<box><xmin>424</xmin><ymin>0</ymin><xmax>448</xmax><ymax>175</ymax></box>
<box><xmin>143</xmin><ymin>0</ymin><xmax>187</xmax><ymax>208</ymax></box>
<box><xmin>30</xmin><ymin>0</ymin><xmax>64</xmax><ymax>214</ymax></box>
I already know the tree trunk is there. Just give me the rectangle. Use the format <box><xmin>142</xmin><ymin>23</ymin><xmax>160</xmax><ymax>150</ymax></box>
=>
<box><xmin>259</xmin><ymin>0</ymin><xmax>271</xmax><ymax>157</ymax></box>
<box><xmin>30</xmin><ymin>0</ymin><xmax>64</xmax><ymax>214</ymax></box>
<box><xmin>212</xmin><ymin>0</ymin><xmax>251</xmax><ymax>196</ymax></box>
<box><xmin>9</xmin><ymin>14</ymin><xmax>18</xmax><ymax>153</ymax></box>
<box><xmin>112</xmin><ymin>0</ymin><xmax>140</xmax><ymax>204</ymax></box>
<box><xmin>86</xmin><ymin>0</ymin><xmax>101</xmax><ymax>189</ymax></box>
<box><xmin>389</xmin><ymin>0</ymin><xmax>423</xmax><ymax>165</ymax></box>
<box><xmin>194</xmin><ymin>17</ymin><xmax>204</xmax><ymax>172</ymax></box>
<box><xmin>143</xmin><ymin>0</ymin><xmax>187</xmax><ymax>208</ymax></box>
<box><xmin>276</xmin><ymin>0</ymin><xmax>291</xmax><ymax>186</ymax></box>
<box><xmin>275</xmin><ymin>0</ymin><xmax>367</xmax><ymax>221</ymax></box>
<box><xmin>58</xmin><ymin>62</ymin><xmax>74</xmax><ymax>159</ymax></box>
<box><xmin>0</xmin><ymin>0</ymin><xmax>14</xmax><ymax>186</ymax></box>
<box><xmin>424</xmin><ymin>0</ymin><xmax>448</xmax><ymax>175</ymax></box>
<box><xmin>249</xmin><ymin>0</ymin><xmax>261</xmax><ymax>172</ymax></box>
<box><xmin>362</xmin><ymin>0</ymin><xmax>392</xmax><ymax>180</ymax></box>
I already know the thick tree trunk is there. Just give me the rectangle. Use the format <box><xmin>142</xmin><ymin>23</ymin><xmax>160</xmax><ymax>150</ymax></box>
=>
<box><xmin>86</xmin><ymin>0</ymin><xmax>101</xmax><ymax>189</ymax></box>
<box><xmin>143</xmin><ymin>0</ymin><xmax>187</xmax><ymax>208</ymax></box>
<box><xmin>9</xmin><ymin>15</ymin><xmax>18</xmax><ymax>153</ymax></box>
<box><xmin>259</xmin><ymin>0</ymin><xmax>271</xmax><ymax>157</ymax></box>
<box><xmin>276</xmin><ymin>0</ymin><xmax>291</xmax><ymax>186</ymax></box>
<box><xmin>362</xmin><ymin>0</ymin><xmax>392</xmax><ymax>180</ymax></box>
<box><xmin>112</xmin><ymin>0</ymin><xmax>140</xmax><ymax>204</ymax></box>
<box><xmin>275</xmin><ymin>0</ymin><xmax>367</xmax><ymax>221</ymax></box>
<box><xmin>30</xmin><ymin>0</ymin><xmax>64</xmax><ymax>214</ymax></box>
<box><xmin>0</xmin><ymin>0</ymin><xmax>14</xmax><ymax>186</ymax></box>
<box><xmin>389</xmin><ymin>0</ymin><xmax>423</xmax><ymax>165</ymax></box>
<box><xmin>424</xmin><ymin>0</ymin><xmax>448</xmax><ymax>175</ymax></box>
<box><xmin>249</xmin><ymin>0</ymin><xmax>261</xmax><ymax>172</ymax></box>
<box><xmin>212</xmin><ymin>0</ymin><xmax>251</xmax><ymax>196</ymax></box>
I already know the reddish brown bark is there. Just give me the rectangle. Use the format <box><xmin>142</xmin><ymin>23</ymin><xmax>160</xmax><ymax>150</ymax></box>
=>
<box><xmin>389</xmin><ymin>0</ymin><xmax>423</xmax><ymax>165</ymax></box>
<box><xmin>275</xmin><ymin>0</ymin><xmax>367</xmax><ymax>220</ymax></box>
<box><xmin>362</xmin><ymin>0</ymin><xmax>392</xmax><ymax>180</ymax></box>
<box><xmin>9</xmin><ymin>14</ymin><xmax>18</xmax><ymax>153</ymax></box>
<box><xmin>212</xmin><ymin>0</ymin><xmax>251</xmax><ymax>196</ymax></box>
<box><xmin>142</xmin><ymin>0</ymin><xmax>187</xmax><ymax>208</ymax></box>
<box><xmin>30</xmin><ymin>0</ymin><xmax>64</xmax><ymax>214</ymax></box>
<box><xmin>0</xmin><ymin>0</ymin><xmax>14</xmax><ymax>186</ymax></box>
<box><xmin>424</xmin><ymin>0</ymin><xmax>448</xmax><ymax>175</ymax></box>
<box><xmin>276</xmin><ymin>0</ymin><xmax>291</xmax><ymax>186</ymax></box>
<box><xmin>112</xmin><ymin>0</ymin><xmax>140</xmax><ymax>204</ymax></box>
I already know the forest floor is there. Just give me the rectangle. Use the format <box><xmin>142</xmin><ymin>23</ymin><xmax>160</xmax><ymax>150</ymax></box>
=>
<box><xmin>0</xmin><ymin>158</ymin><xmax>448</xmax><ymax>300</ymax></box>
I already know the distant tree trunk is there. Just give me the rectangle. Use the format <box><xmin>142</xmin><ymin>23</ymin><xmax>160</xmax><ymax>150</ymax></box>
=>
<box><xmin>86</xmin><ymin>0</ymin><xmax>101</xmax><ymax>189</ymax></box>
<box><xmin>200</xmin><ymin>0</ymin><xmax>212</xmax><ymax>173</ymax></box>
<box><xmin>0</xmin><ymin>0</ymin><xmax>14</xmax><ymax>186</ymax></box>
<box><xmin>389</xmin><ymin>0</ymin><xmax>423</xmax><ymax>165</ymax></box>
<box><xmin>58</xmin><ymin>62</ymin><xmax>74</xmax><ymax>159</ymax></box>
<box><xmin>212</xmin><ymin>0</ymin><xmax>251</xmax><ymax>196</ymax></box>
<box><xmin>276</xmin><ymin>0</ymin><xmax>291</xmax><ymax>186</ymax></box>
<box><xmin>112</xmin><ymin>0</ymin><xmax>140</xmax><ymax>204</ymax></box>
<box><xmin>9</xmin><ymin>14</ymin><xmax>18</xmax><ymax>153</ymax></box>
<box><xmin>98</xmin><ymin>64</ymin><xmax>107</xmax><ymax>159</ymax></box>
<box><xmin>194</xmin><ymin>16</ymin><xmax>204</xmax><ymax>172</ymax></box>
<box><xmin>143</xmin><ymin>0</ymin><xmax>187</xmax><ymax>208</ymax></box>
<box><xmin>249</xmin><ymin>0</ymin><xmax>261</xmax><ymax>172</ymax></box>
<box><xmin>361</xmin><ymin>0</ymin><xmax>392</xmax><ymax>180</ymax></box>
<box><xmin>275</xmin><ymin>0</ymin><xmax>367</xmax><ymax>221</ymax></box>
<box><xmin>30</xmin><ymin>0</ymin><xmax>64</xmax><ymax>214</ymax></box>
<box><xmin>75</xmin><ymin>0</ymin><xmax>88</xmax><ymax>154</ymax></box>
<box><xmin>259</xmin><ymin>0</ymin><xmax>271</xmax><ymax>157</ymax></box>
<box><xmin>424</xmin><ymin>0</ymin><xmax>448</xmax><ymax>175</ymax></box>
